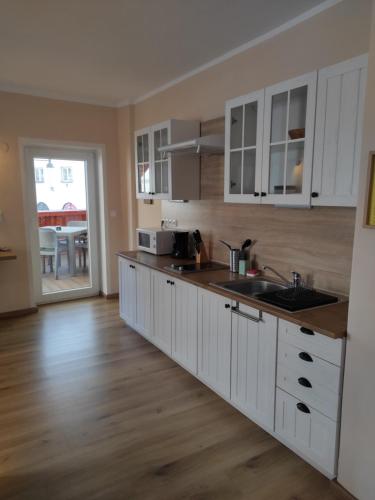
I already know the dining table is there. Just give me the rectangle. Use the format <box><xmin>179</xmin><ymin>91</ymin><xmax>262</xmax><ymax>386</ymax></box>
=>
<box><xmin>43</xmin><ymin>226</ymin><xmax>87</xmax><ymax>276</ymax></box>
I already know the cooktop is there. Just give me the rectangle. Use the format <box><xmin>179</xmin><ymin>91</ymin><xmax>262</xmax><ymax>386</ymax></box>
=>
<box><xmin>164</xmin><ymin>261</ymin><xmax>228</xmax><ymax>274</ymax></box>
<box><xmin>256</xmin><ymin>286</ymin><xmax>338</xmax><ymax>312</ymax></box>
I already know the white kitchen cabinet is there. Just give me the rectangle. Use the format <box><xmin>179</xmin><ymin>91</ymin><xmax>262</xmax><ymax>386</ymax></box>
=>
<box><xmin>275</xmin><ymin>389</ymin><xmax>338</xmax><ymax>478</ymax></box>
<box><xmin>118</xmin><ymin>257</ymin><xmax>136</xmax><ymax>327</ymax></box>
<box><xmin>231</xmin><ymin>303</ymin><xmax>277</xmax><ymax>431</ymax></box>
<box><xmin>312</xmin><ymin>54</ymin><xmax>368</xmax><ymax>207</ymax></box>
<box><xmin>135</xmin><ymin>119</ymin><xmax>200</xmax><ymax>201</ymax></box>
<box><xmin>224</xmin><ymin>90</ymin><xmax>264</xmax><ymax>203</ymax></box>
<box><xmin>152</xmin><ymin>270</ymin><xmax>173</xmax><ymax>354</ymax></box>
<box><xmin>172</xmin><ymin>279</ymin><xmax>198</xmax><ymax>374</ymax></box>
<box><xmin>197</xmin><ymin>288</ymin><xmax>232</xmax><ymax>399</ymax></box>
<box><xmin>118</xmin><ymin>257</ymin><xmax>151</xmax><ymax>338</ymax></box>
<box><xmin>262</xmin><ymin>72</ymin><xmax>317</xmax><ymax>206</ymax></box>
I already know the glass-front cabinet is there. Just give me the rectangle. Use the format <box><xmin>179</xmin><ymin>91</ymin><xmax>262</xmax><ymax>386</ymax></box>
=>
<box><xmin>262</xmin><ymin>72</ymin><xmax>317</xmax><ymax>205</ymax></box>
<box><xmin>224</xmin><ymin>90</ymin><xmax>264</xmax><ymax>203</ymax></box>
<box><xmin>135</xmin><ymin>119</ymin><xmax>200</xmax><ymax>200</ymax></box>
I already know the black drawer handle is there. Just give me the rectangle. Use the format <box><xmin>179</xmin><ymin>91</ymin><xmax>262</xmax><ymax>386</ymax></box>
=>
<box><xmin>299</xmin><ymin>352</ymin><xmax>313</xmax><ymax>363</ymax></box>
<box><xmin>311</xmin><ymin>192</ymin><xmax>319</xmax><ymax>198</ymax></box>
<box><xmin>261</xmin><ymin>192</ymin><xmax>267</xmax><ymax>197</ymax></box>
<box><xmin>253</xmin><ymin>192</ymin><xmax>260</xmax><ymax>197</ymax></box>
<box><xmin>300</xmin><ymin>326</ymin><xmax>314</xmax><ymax>336</ymax></box>
<box><xmin>298</xmin><ymin>377</ymin><xmax>312</xmax><ymax>388</ymax></box>
<box><xmin>170</xmin><ymin>281</ymin><xmax>175</xmax><ymax>286</ymax></box>
<box><xmin>166</xmin><ymin>280</ymin><xmax>171</xmax><ymax>284</ymax></box>
<box><xmin>225</xmin><ymin>303</ymin><xmax>231</xmax><ymax>309</ymax></box>
<box><xmin>296</xmin><ymin>402</ymin><xmax>311</xmax><ymax>414</ymax></box>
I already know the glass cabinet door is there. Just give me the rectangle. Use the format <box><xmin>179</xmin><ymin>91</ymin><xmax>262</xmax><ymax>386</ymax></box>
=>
<box><xmin>225</xmin><ymin>90</ymin><xmax>264</xmax><ymax>202</ymax></box>
<box><xmin>153</xmin><ymin>125</ymin><xmax>170</xmax><ymax>197</ymax></box>
<box><xmin>136</xmin><ymin>132</ymin><xmax>151</xmax><ymax>196</ymax></box>
<box><xmin>263</xmin><ymin>72</ymin><xmax>316</xmax><ymax>205</ymax></box>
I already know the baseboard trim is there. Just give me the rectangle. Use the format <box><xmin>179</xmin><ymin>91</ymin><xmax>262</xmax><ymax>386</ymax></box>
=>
<box><xmin>99</xmin><ymin>291</ymin><xmax>119</xmax><ymax>300</ymax></box>
<box><xmin>0</xmin><ymin>306</ymin><xmax>38</xmax><ymax>319</ymax></box>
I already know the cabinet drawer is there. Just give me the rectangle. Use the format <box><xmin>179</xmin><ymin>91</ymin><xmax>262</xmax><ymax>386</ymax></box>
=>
<box><xmin>278</xmin><ymin>340</ymin><xmax>341</xmax><ymax>394</ymax></box>
<box><xmin>275</xmin><ymin>388</ymin><xmax>338</xmax><ymax>476</ymax></box>
<box><xmin>279</xmin><ymin>319</ymin><xmax>344</xmax><ymax>366</ymax></box>
<box><xmin>277</xmin><ymin>363</ymin><xmax>340</xmax><ymax>421</ymax></box>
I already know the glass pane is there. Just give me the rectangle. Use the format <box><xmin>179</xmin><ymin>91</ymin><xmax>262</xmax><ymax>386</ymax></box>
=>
<box><xmin>137</xmin><ymin>136</ymin><xmax>143</xmax><ymax>163</ymax></box>
<box><xmin>244</xmin><ymin>102</ymin><xmax>257</xmax><ymax>148</ymax></box>
<box><xmin>144</xmin><ymin>163</ymin><xmax>150</xmax><ymax>194</ymax></box>
<box><xmin>230</xmin><ymin>106</ymin><xmax>243</xmax><ymax>149</ymax></box>
<box><xmin>271</xmin><ymin>91</ymin><xmax>288</xmax><ymax>143</ymax></box>
<box><xmin>229</xmin><ymin>151</ymin><xmax>242</xmax><ymax>194</ymax></box>
<box><xmin>269</xmin><ymin>144</ymin><xmax>286</xmax><ymax>194</ymax></box>
<box><xmin>286</xmin><ymin>142</ymin><xmax>304</xmax><ymax>194</ymax></box>
<box><xmin>137</xmin><ymin>164</ymin><xmax>144</xmax><ymax>193</ymax></box>
<box><xmin>288</xmin><ymin>86</ymin><xmax>307</xmax><ymax>140</ymax></box>
<box><xmin>160</xmin><ymin>128</ymin><xmax>168</xmax><ymax>147</ymax></box>
<box><xmin>143</xmin><ymin>134</ymin><xmax>149</xmax><ymax>162</ymax></box>
<box><xmin>154</xmin><ymin>162</ymin><xmax>162</xmax><ymax>193</ymax></box>
<box><xmin>154</xmin><ymin>130</ymin><xmax>161</xmax><ymax>161</ymax></box>
<box><xmin>162</xmin><ymin>161</ymin><xmax>169</xmax><ymax>193</ymax></box>
<box><xmin>243</xmin><ymin>149</ymin><xmax>256</xmax><ymax>194</ymax></box>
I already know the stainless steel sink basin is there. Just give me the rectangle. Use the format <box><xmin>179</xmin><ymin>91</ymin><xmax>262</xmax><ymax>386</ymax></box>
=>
<box><xmin>211</xmin><ymin>278</ymin><xmax>288</xmax><ymax>298</ymax></box>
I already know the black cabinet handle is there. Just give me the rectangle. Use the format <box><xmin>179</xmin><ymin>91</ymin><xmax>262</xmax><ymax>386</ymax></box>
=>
<box><xmin>261</xmin><ymin>192</ymin><xmax>267</xmax><ymax>197</ymax></box>
<box><xmin>311</xmin><ymin>192</ymin><xmax>319</xmax><ymax>198</ymax></box>
<box><xmin>300</xmin><ymin>326</ymin><xmax>314</xmax><ymax>336</ymax></box>
<box><xmin>296</xmin><ymin>402</ymin><xmax>310</xmax><ymax>414</ymax></box>
<box><xmin>170</xmin><ymin>281</ymin><xmax>175</xmax><ymax>286</ymax></box>
<box><xmin>298</xmin><ymin>377</ymin><xmax>312</xmax><ymax>388</ymax></box>
<box><xmin>225</xmin><ymin>304</ymin><xmax>231</xmax><ymax>309</ymax></box>
<box><xmin>166</xmin><ymin>280</ymin><xmax>171</xmax><ymax>284</ymax></box>
<box><xmin>299</xmin><ymin>352</ymin><xmax>313</xmax><ymax>363</ymax></box>
<box><xmin>129</xmin><ymin>264</ymin><xmax>135</xmax><ymax>269</ymax></box>
<box><xmin>253</xmin><ymin>192</ymin><xmax>260</xmax><ymax>197</ymax></box>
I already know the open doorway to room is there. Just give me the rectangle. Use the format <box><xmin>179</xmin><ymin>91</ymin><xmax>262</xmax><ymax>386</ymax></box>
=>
<box><xmin>23</xmin><ymin>146</ymin><xmax>100</xmax><ymax>304</ymax></box>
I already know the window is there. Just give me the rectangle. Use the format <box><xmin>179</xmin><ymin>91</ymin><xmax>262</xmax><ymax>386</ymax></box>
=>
<box><xmin>61</xmin><ymin>166</ymin><xmax>73</xmax><ymax>183</ymax></box>
<box><xmin>35</xmin><ymin>167</ymin><xmax>44</xmax><ymax>183</ymax></box>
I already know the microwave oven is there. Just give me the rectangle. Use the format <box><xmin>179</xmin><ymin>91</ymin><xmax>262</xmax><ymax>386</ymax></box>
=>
<box><xmin>136</xmin><ymin>228</ymin><xmax>174</xmax><ymax>255</ymax></box>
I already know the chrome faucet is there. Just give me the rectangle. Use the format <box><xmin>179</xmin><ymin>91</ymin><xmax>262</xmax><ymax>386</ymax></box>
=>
<box><xmin>263</xmin><ymin>266</ymin><xmax>302</xmax><ymax>288</ymax></box>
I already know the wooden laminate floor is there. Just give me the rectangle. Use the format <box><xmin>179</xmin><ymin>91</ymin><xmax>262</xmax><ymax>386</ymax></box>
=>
<box><xmin>0</xmin><ymin>298</ymin><xmax>351</xmax><ymax>500</ymax></box>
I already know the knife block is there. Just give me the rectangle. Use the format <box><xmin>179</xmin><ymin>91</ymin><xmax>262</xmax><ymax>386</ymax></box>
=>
<box><xmin>196</xmin><ymin>242</ymin><xmax>209</xmax><ymax>264</ymax></box>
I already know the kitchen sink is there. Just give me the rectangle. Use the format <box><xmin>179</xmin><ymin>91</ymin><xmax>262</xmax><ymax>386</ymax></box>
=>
<box><xmin>211</xmin><ymin>278</ymin><xmax>288</xmax><ymax>298</ymax></box>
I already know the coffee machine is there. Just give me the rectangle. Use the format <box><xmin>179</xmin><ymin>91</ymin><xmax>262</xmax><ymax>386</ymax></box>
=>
<box><xmin>171</xmin><ymin>231</ymin><xmax>193</xmax><ymax>259</ymax></box>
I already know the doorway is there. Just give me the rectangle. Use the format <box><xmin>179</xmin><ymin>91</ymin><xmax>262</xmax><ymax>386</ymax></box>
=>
<box><xmin>23</xmin><ymin>146</ymin><xmax>100</xmax><ymax>304</ymax></box>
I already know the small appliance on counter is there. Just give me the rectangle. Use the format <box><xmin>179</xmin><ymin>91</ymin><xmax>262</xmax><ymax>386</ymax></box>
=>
<box><xmin>171</xmin><ymin>230</ymin><xmax>193</xmax><ymax>259</ymax></box>
<box><xmin>136</xmin><ymin>227</ymin><xmax>174</xmax><ymax>255</ymax></box>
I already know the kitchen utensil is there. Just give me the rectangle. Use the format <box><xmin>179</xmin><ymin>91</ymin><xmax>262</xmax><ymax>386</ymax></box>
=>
<box><xmin>219</xmin><ymin>240</ymin><xmax>232</xmax><ymax>250</ymax></box>
<box><xmin>241</xmin><ymin>239</ymin><xmax>252</xmax><ymax>250</ymax></box>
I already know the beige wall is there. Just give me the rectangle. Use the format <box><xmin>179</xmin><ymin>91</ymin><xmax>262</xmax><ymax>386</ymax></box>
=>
<box><xmin>338</xmin><ymin>1</ymin><xmax>375</xmax><ymax>498</ymax></box>
<box><xmin>0</xmin><ymin>92</ymin><xmax>124</xmax><ymax>314</ymax></box>
<box><xmin>133</xmin><ymin>0</ymin><xmax>372</xmax><ymax>228</ymax></box>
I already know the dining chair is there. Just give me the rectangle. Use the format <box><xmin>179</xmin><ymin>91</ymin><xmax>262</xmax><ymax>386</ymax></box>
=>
<box><xmin>67</xmin><ymin>221</ymin><xmax>88</xmax><ymax>270</ymax></box>
<box><xmin>39</xmin><ymin>228</ymin><xmax>69</xmax><ymax>279</ymax></box>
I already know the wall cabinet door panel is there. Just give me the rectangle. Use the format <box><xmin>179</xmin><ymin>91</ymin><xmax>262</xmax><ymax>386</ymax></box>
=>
<box><xmin>262</xmin><ymin>72</ymin><xmax>317</xmax><ymax>206</ymax></box>
<box><xmin>197</xmin><ymin>289</ymin><xmax>231</xmax><ymax>399</ymax></box>
<box><xmin>231</xmin><ymin>305</ymin><xmax>277</xmax><ymax>430</ymax></box>
<box><xmin>172</xmin><ymin>278</ymin><xmax>198</xmax><ymax>373</ymax></box>
<box><xmin>312</xmin><ymin>54</ymin><xmax>368</xmax><ymax>206</ymax></box>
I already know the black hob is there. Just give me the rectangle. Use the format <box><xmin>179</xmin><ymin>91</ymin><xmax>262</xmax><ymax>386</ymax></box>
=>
<box><xmin>256</xmin><ymin>286</ymin><xmax>338</xmax><ymax>312</ymax></box>
<box><xmin>164</xmin><ymin>262</ymin><xmax>228</xmax><ymax>274</ymax></box>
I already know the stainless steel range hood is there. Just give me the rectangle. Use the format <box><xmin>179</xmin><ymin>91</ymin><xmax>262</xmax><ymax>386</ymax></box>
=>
<box><xmin>158</xmin><ymin>134</ymin><xmax>224</xmax><ymax>155</ymax></box>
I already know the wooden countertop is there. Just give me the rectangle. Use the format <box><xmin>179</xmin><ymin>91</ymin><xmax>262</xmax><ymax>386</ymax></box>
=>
<box><xmin>0</xmin><ymin>250</ymin><xmax>17</xmax><ymax>261</ymax></box>
<box><xmin>117</xmin><ymin>251</ymin><xmax>348</xmax><ymax>339</ymax></box>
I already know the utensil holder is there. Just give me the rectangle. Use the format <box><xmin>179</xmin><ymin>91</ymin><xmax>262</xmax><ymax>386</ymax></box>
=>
<box><xmin>230</xmin><ymin>249</ymin><xmax>240</xmax><ymax>273</ymax></box>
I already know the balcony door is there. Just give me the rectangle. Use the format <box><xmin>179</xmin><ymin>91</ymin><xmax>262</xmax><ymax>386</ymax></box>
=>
<box><xmin>24</xmin><ymin>146</ymin><xmax>100</xmax><ymax>304</ymax></box>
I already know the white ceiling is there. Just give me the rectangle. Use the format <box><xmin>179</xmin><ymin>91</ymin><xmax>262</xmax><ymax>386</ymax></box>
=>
<box><xmin>0</xmin><ymin>0</ymin><xmax>336</xmax><ymax>106</ymax></box>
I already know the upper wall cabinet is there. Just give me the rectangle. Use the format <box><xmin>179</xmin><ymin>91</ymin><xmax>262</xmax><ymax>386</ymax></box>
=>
<box><xmin>135</xmin><ymin>119</ymin><xmax>200</xmax><ymax>201</ymax></box>
<box><xmin>262</xmin><ymin>72</ymin><xmax>317</xmax><ymax>206</ymax></box>
<box><xmin>224</xmin><ymin>90</ymin><xmax>264</xmax><ymax>203</ymax></box>
<box><xmin>312</xmin><ymin>55</ymin><xmax>368</xmax><ymax>207</ymax></box>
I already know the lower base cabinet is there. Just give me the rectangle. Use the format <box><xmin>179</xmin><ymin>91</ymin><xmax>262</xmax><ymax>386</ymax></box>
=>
<box><xmin>197</xmin><ymin>288</ymin><xmax>232</xmax><ymax>399</ymax></box>
<box><xmin>231</xmin><ymin>303</ymin><xmax>277</xmax><ymax>431</ymax></box>
<box><xmin>275</xmin><ymin>388</ymin><xmax>338</xmax><ymax>477</ymax></box>
<box><xmin>152</xmin><ymin>270</ymin><xmax>173</xmax><ymax>354</ymax></box>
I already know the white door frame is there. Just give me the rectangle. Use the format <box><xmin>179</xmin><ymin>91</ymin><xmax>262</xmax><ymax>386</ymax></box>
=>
<box><xmin>19</xmin><ymin>138</ymin><xmax>110</xmax><ymax>305</ymax></box>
